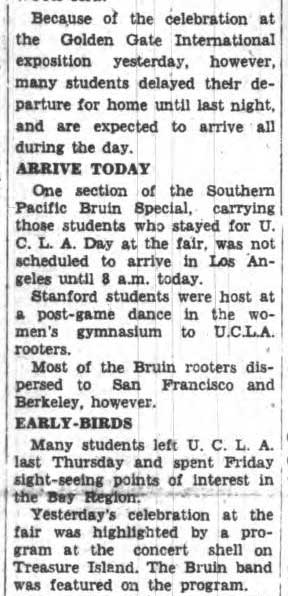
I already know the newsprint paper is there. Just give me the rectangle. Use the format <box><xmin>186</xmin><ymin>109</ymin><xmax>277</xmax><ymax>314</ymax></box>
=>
<box><xmin>0</xmin><ymin>1</ymin><xmax>288</xmax><ymax>596</ymax></box>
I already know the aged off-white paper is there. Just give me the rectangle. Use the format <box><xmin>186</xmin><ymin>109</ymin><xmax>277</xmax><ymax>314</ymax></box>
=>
<box><xmin>1</xmin><ymin>1</ymin><xmax>288</xmax><ymax>595</ymax></box>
